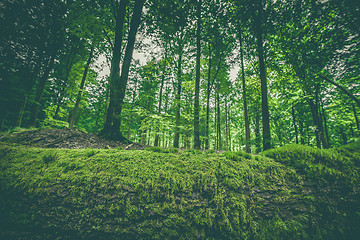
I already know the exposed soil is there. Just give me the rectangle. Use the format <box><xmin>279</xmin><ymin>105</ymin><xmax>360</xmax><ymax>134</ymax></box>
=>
<box><xmin>0</xmin><ymin>128</ymin><xmax>147</xmax><ymax>150</ymax></box>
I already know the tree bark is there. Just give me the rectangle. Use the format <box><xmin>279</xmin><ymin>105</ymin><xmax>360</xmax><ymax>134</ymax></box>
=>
<box><xmin>225</xmin><ymin>98</ymin><xmax>229</xmax><ymax>151</ymax></box>
<box><xmin>16</xmin><ymin>94</ymin><xmax>27</xmax><ymax>128</ymax></box>
<box><xmin>299</xmin><ymin>119</ymin><xmax>304</xmax><ymax>144</ymax></box>
<box><xmin>307</xmin><ymin>98</ymin><xmax>322</xmax><ymax>148</ymax></box>
<box><xmin>353</xmin><ymin>104</ymin><xmax>360</xmax><ymax>137</ymax></box>
<box><xmin>292</xmin><ymin>106</ymin><xmax>299</xmax><ymax>144</ymax></box>
<box><xmin>54</xmin><ymin>40</ymin><xmax>80</xmax><ymax>119</ymax></box>
<box><xmin>100</xmin><ymin>0</ymin><xmax>144</xmax><ymax>142</ymax></box>
<box><xmin>174</xmin><ymin>47</ymin><xmax>183</xmax><ymax>148</ymax></box>
<box><xmin>216</xmin><ymin>90</ymin><xmax>222</xmax><ymax>150</ymax></box>
<box><xmin>255</xmin><ymin>108</ymin><xmax>261</xmax><ymax>153</ymax></box>
<box><xmin>239</xmin><ymin>28</ymin><xmax>251</xmax><ymax>153</ymax></box>
<box><xmin>205</xmin><ymin>42</ymin><xmax>212</xmax><ymax>149</ymax></box>
<box><xmin>69</xmin><ymin>45</ymin><xmax>94</xmax><ymax>129</ymax></box>
<box><xmin>154</xmin><ymin>47</ymin><xmax>167</xmax><ymax>146</ymax></box>
<box><xmin>255</xmin><ymin>0</ymin><xmax>271</xmax><ymax>150</ymax></box>
<box><xmin>320</xmin><ymin>101</ymin><xmax>330</xmax><ymax>146</ymax></box>
<box><xmin>193</xmin><ymin>0</ymin><xmax>202</xmax><ymax>149</ymax></box>
<box><xmin>100</xmin><ymin>0</ymin><xmax>129</xmax><ymax>137</ymax></box>
<box><xmin>29</xmin><ymin>56</ymin><xmax>55</xmax><ymax>127</ymax></box>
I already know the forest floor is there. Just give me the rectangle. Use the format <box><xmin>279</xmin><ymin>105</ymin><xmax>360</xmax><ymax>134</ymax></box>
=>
<box><xmin>0</xmin><ymin>128</ymin><xmax>147</xmax><ymax>150</ymax></box>
<box><xmin>0</xmin><ymin>130</ymin><xmax>359</xmax><ymax>239</ymax></box>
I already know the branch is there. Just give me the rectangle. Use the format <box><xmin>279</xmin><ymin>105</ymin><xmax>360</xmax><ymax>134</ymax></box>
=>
<box><xmin>318</xmin><ymin>74</ymin><xmax>360</xmax><ymax>108</ymax></box>
<box><xmin>103</xmin><ymin>29</ymin><xmax>114</xmax><ymax>50</ymax></box>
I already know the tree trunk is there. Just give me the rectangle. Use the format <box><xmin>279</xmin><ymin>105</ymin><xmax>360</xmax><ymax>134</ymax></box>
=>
<box><xmin>340</xmin><ymin>126</ymin><xmax>348</xmax><ymax>145</ymax></box>
<box><xmin>16</xmin><ymin>94</ymin><xmax>28</xmax><ymax>128</ymax></box>
<box><xmin>255</xmin><ymin>0</ymin><xmax>271</xmax><ymax>150</ymax></box>
<box><xmin>54</xmin><ymin>40</ymin><xmax>80</xmax><ymax>119</ymax></box>
<box><xmin>299</xmin><ymin>119</ymin><xmax>305</xmax><ymax>145</ymax></box>
<box><xmin>100</xmin><ymin>0</ymin><xmax>143</xmax><ymax>142</ymax></box>
<box><xmin>100</xmin><ymin>0</ymin><xmax>129</xmax><ymax>137</ymax></box>
<box><xmin>292</xmin><ymin>106</ymin><xmax>299</xmax><ymax>144</ymax></box>
<box><xmin>174</xmin><ymin>47</ymin><xmax>183</xmax><ymax>148</ymax></box>
<box><xmin>69</xmin><ymin>45</ymin><xmax>94</xmax><ymax>129</ymax></box>
<box><xmin>228</xmin><ymin>105</ymin><xmax>232</xmax><ymax>151</ymax></box>
<box><xmin>29</xmin><ymin>56</ymin><xmax>55</xmax><ymax>127</ymax></box>
<box><xmin>225</xmin><ymin>98</ymin><xmax>229</xmax><ymax>151</ymax></box>
<box><xmin>321</xmin><ymin>101</ymin><xmax>330</xmax><ymax>146</ymax></box>
<box><xmin>154</xmin><ymin>47</ymin><xmax>167</xmax><ymax>146</ymax></box>
<box><xmin>239</xmin><ymin>28</ymin><xmax>251</xmax><ymax>153</ymax></box>
<box><xmin>307</xmin><ymin>98</ymin><xmax>322</xmax><ymax>148</ymax></box>
<box><xmin>205</xmin><ymin>42</ymin><xmax>212</xmax><ymax>149</ymax></box>
<box><xmin>315</xmin><ymin>88</ymin><xmax>329</xmax><ymax>148</ymax></box>
<box><xmin>193</xmin><ymin>0</ymin><xmax>202</xmax><ymax>149</ymax></box>
<box><xmin>353</xmin><ymin>104</ymin><xmax>360</xmax><ymax>137</ymax></box>
<box><xmin>255</xmin><ymin>108</ymin><xmax>261</xmax><ymax>153</ymax></box>
<box><xmin>216</xmin><ymin>91</ymin><xmax>222</xmax><ymax>151</ymax></box>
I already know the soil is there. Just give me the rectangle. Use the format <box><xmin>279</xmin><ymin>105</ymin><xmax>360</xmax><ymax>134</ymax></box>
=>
<box><xmin>0</xmin><ymin>128</ymin><xmax>147</xmax><ymax>150</ymax></box>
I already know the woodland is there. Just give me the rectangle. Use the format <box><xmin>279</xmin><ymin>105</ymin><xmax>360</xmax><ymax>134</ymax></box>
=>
<box><xmin>0</xmin><ymin>0</ymin><xmax>360</xmax><ymax>239</ymax></box>
<box><xmin>0</xmin><ymin>0</ymin><xmax>359</xmax><ymax>150</ymax></box>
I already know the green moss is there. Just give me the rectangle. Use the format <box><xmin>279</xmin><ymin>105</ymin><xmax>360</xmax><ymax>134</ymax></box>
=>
<box><xmin>0</xmin><ymin>142</ymin><xmax>359</xmax><ymax>239</ymax></box>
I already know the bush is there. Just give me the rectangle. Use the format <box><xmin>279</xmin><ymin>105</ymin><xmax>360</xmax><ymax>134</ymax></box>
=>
<box><xmin>42</xmin><ymin>117</ymin><xmax>69</xmax><ymax>129</ymax></box>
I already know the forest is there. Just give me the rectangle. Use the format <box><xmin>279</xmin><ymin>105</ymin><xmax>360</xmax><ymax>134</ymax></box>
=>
<box><xmin>0</xmin><ymin>0</ymin><xmax>360</xmax><ymax>239</ymax></box>
<box><xmin>0</xmin><ymin>0</ymin><xmax>359</xmax><ymax>150</ymax></box>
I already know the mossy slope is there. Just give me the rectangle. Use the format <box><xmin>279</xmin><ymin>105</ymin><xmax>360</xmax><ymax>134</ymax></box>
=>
<box><xmin>0</xmin><ymin>142</ymin><xmax>359</xmax><ymax>239</ymax></box>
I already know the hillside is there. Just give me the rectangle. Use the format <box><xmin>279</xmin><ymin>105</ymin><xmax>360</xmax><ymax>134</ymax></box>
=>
<box><xmin>0</xmin><ymin>140</ymin><xmax>359</xmax><ymax>239</ymax></box>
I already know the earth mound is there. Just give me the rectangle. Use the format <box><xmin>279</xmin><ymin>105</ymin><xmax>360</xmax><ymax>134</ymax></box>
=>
<box><xmin>0</xmin><ymin>128</ymin><xmax>146</xmax><ymax>150</ymax></box>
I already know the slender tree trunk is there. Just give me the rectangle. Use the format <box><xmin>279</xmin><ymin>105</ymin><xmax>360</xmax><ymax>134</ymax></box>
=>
<box><xmin>255</xmin><ymin>0</ymin><xmax>271</xmax><ymax>150</ymax></box>
<box><xmin>16</xmin><ymin>94</ymin><xmax>28</xmax><ymax>128</ymax></box>
<box><xmin>154</xmin><ymin>47</ymin><xmax>167</xmax><ymax>146</ymax></box>
<box><xmin>225</xmin><ymin>98</ymin><xmax>229</xmax><ymax>151</ymax></box>
<box><xmin>314</xmin><ymin>88</ymin><xmax>328</xmax><ymax>148</ymax></box>
<box><xmin>320</xmin><ymin>101</ymin><xmax>330</xmax><ymax>146</ymax></box>
<box><xmin>193</xmin><ymin>0</ymin><xmax>202</xmax><ymax>149</ymax></box>
<box><xmin>216</xmin><ymin>91</ymin><xmax>222</xmax><ymax>151</ymax></box>
<box><xmin>299</xmin><ymin>120</ymin><xmax>305</xmax><ymax>145</ymax></box>
<box><xmin>174</xmin><ymin>48</ymin><xmax>183</xmax><ymax>148</ymax></box>
<box><xmin>69</xmin><ymin>45</ymin><xmax>94</xmax><ymax>129</ymax></box>
<box><xmin>54</xmin><ymin>40</ymin><xmax>80</xmax><ymax>119</ymax></box>
<box><xmin>239</xmin><ymin>29</ymin><xmax>251</xmax><ymax>153</ymax></box>
<box><xmin>350</xmin><ymin>124</ymin><xmax>354</xmax><ymax>138</ymax></box>
<box><xmin>307</xmin><ymin>98</ymin><xmax>322</xmax><ymax>148</ymax></box>
<box><xmin>29</xmin><ymin>56</ymin><xmax>55</xmax><ymax>127</ymax></box>
<box><xmin>94</xmin><ymin>97</ymin><xmax>102</xmax><ymax>133</ymax></box>
<box><xmin>205</xmin><ymin>42</ymin><xmax>212</xmax><ymax>149</ymax></box>
<box><xmin>353</xmin><ymin>104</ymin><xmax>360</xmax><ymax>136</ymax></box>
<box><xmin>228</xmin><ymin>106</ymin><xmax>232</xmax><ymax>151</ymax></box>
<box><xmin>340</xmin><ymin>126</ymin><xmax>348</xmax><ymax>145</ymax></box>
<box><xmin>214</xmin><ymin>94</ymin><xmax>217</xmax><ymax>150</ymax></box>
<box><xmin>292</xmin><ymin>106</ymin><xmax>299</xmax><ymax>144</ymax></box>
<box><xmin>0</xmin><ymin>111</ymin><xmax>5</xmax><ymax>132</ymax></box>
<box><xmin>127</xmin><ymin>80</ymin><xmax>138</xmax><ymax>140</ymax></box>
<box><xmin>255</xmin><ymin>108</ymin><xmax>261</xmax><ymax>153</ymax></box>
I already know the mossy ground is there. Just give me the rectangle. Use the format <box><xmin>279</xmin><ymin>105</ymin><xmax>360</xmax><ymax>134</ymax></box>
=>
<box><xmin>0</xmin><ymin>141</ymin><xmax>359</xmax><ymax>239</ymax></box>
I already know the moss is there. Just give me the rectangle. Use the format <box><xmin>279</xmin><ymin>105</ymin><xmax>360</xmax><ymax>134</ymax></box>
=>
<box><xmin>0</xmin><ymin>142</ymin><xmax>359</xmax><ymax>239</ymax></box>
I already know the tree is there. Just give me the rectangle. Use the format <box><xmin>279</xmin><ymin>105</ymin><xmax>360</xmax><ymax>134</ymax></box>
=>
<box><xmin>193</xmin><ymin>0</ymin><xmax>202</xmax><ymax>149</ymax></box>
<box><xmin>100</xmin><ymin>0</ymin><xmax>145</xmax><ymax>141</ymax></box>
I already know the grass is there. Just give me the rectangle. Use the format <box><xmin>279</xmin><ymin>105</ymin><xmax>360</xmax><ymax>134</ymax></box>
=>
<box><xmin>0</xmin><ymin>142</ymin><xmax>359</xmax><ymax>239</ymax></box>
